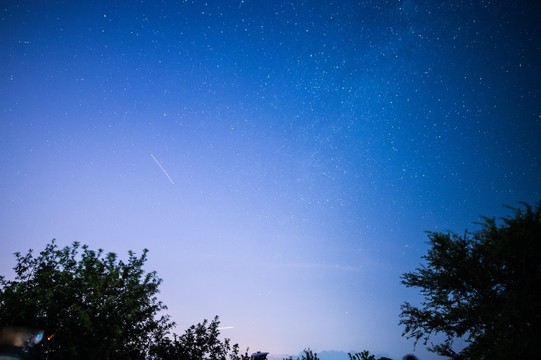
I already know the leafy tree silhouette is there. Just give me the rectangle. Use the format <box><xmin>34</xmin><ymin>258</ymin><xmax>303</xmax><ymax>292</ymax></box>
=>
<box><xmin>0</xmin><ymin>240</ymin><xmax>172</xmax><ymax>359</ymax></box>
<box><xmin>283</xmin><ymin>348</ymin><xmax>320</xmax><ymax>360</ymax></box>
<box><xmin>0</xmin><ymin>241</ymin><xmax>250</xmax><ymax>360</ymax></box>
<box><xmin>400</xmin><ymin>201</ymin><xmax>541</xmax><ymax>359</ymax></box>
<box><xmin>150</xmin><ymin>316</ymin><xmax>250</xmax><ymax>360</ymax></box>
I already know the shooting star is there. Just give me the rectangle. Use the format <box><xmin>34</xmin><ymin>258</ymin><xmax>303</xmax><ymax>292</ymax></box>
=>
<box><xmin>217</xmin><ymin>326</ymin><xmax>234</xmax><ymax>331</ymax></box>
<box><xmin>151</xmin><ymin>154</ymin><xmax>175</xmax><ymax>184</ymax></box>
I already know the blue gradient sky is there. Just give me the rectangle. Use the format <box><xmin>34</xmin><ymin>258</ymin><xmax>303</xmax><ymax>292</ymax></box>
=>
<box><xmin>1</xmin><ymin>1</ymin><xmax>540</xmax><ymax>359</ymax></box>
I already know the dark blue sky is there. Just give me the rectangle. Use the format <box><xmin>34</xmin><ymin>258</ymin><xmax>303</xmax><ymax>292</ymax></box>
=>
<box><xmin>1</xmin><ymin>1</ymin><xmax>540</xmax><ymax>359</ymax></box>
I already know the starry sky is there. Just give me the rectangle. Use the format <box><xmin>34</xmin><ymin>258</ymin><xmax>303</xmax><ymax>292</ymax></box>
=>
<box><xmin>1</xmin><ymin>1</ymin><xmax>540</xmax><ymax>359</ymax></box>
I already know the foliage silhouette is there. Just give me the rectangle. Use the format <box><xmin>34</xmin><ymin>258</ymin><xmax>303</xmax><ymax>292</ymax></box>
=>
<box><xmin>284</xmin><ymin>349</ymin><xmax>387</xmax><ymax>360</ymax></box>
<box><xmin>0</xmin><ymin>240</ymin><xmax>172</xmax><ymax>359</ymax></box>
<box><xmin>150</xmin><ymin>316</ymin><xmax>250</xmax><ymax>360</ymax></box>
<box><xmin>0</xmin><ymin>240</ymin><xmax>253</xmax><ymax>360</ymax></box>
<box><xmin>283</xmin><ymin>348</ymin><xmax>319</xmax><ymax>360</ymax></box>
<box><xmin>347</xmin><ymin>350</ymin><xmax>376</xmax><ymax>360</ymax></box>
<box><xmin>400</xmin><ymin>201</ymin><xmax>541</xmax><ymax>359</ymax></box>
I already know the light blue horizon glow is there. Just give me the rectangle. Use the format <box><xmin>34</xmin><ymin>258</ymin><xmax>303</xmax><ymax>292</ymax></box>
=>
<box><xmin>1</xmin><ymin>1</ymin><xmax>540</xmax><ymax>359</ymax></box>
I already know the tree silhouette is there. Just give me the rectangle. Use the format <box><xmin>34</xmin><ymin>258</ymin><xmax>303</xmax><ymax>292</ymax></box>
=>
<box><xmin>400</xmin><ymin>201</ymin><xmax>541</xmax><ymax>359</ymax></box>
<box><xmin>150</xmin><ymin>316</ymin><xmax>250</xmax><ymax>360</ymax></box>
<box><xmin>0</xmin><ymin>240</ymin><xmax>172</xmax><ymax>359</ymax></box>
<box><xmin>347</xmin><ymin>350</ymin><xmax>375</xmax><ymax>360</ymax></box>
<box><xmin>283</xmin><ymin>348</ymin><xmax>320</xmax><ymax>360</ymax></box>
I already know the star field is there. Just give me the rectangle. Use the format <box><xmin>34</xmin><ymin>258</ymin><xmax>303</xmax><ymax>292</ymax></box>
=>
<box><xmin>1</xmin><ymin>1</ymin><xmax>540</xmax><ymax>359</ymax></box>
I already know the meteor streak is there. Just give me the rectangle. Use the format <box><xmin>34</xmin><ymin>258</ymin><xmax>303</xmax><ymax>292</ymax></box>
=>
<box><xmin>151</xmin><ymin>154</ymin><xmax>174</xmax><ymax>184</ymax></box>
<box><xmin>217</xmin><ymin>326</ymin><xmax>234</xmax><ymax>331</ymax></box>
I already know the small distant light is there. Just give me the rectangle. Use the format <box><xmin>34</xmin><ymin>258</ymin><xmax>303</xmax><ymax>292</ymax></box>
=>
<box><xmin>35</xmin><ymin>333</ymin><xmax>44</xmax><ymax>344</ymax></box>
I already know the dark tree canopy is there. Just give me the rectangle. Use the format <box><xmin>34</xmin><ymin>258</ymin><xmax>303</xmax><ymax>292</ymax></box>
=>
<box><xmin>400</xmin><ymin>202</ymin><xmax>541</xmax><ymax>359</ymax></box>
<box><xmin>282</xmin><ymin>349</ymin><xmax>389</xmax><ymax>360</ymax></box>
<box><xmin>150</xmin><ymin>316</ymin><xmax>250</xmax><ymax>360</ymax></box>
<box><xmin>0</xmin><ymin>240</ymin><xmax>173</xmax><ymax>359</ymax></box>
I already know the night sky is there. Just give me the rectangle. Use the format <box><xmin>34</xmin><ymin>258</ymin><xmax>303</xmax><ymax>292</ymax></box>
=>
<box><xmin>1</xmin><ymin>1</ymin><xmax>540</xmax><ymax>359</ymax></box>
